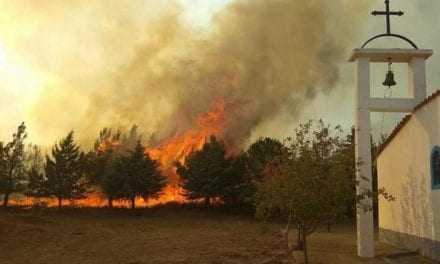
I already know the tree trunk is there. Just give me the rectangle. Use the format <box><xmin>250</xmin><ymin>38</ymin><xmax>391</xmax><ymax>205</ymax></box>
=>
<box><xmin>58</xmin><ymin>197</ymin><xmax>62</xmax><ymax>208</ymax></box>
<box><xmin>284</xmin><ymin>212</ymin><xmax>292</xmax><ymax>251</ymax></box>
<box><xmin>303</xmin><ymin>231</ymin><xmax>309</xmax><ymax>264</ymax></box>
<box><xmin>3</xmin><ymin>193</ymin><xmax>10</xmax><ymax>208</ymax></box>
<box><xmin>131</xmin><ymin>197</ymin><xmax>135</xmax><ymax>210</ymax></box>
<box><xmin>108</xmin><ymin>198</ymin><xmax>113</xmax><ymax>208</ymax></box>
<box><xmin>204</xmin><ymin>197</ymin><xmax>210</xmax><ymax>207</ymax></box>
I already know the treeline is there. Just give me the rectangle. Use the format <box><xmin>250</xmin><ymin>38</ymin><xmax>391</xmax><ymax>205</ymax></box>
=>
<box><xmin>0</xmin><ymin>124</ymin><xmax>167</xmax><ymax>209</ymax></box>
<box><xmin>0</xmin><ymin>121</ymin><xmax>287</xmax><ymax>210</ymax></box>
<box><xmin>177</xmin><ymin>135</ymin><xmax>285</xmax><ymax>208</ymax></box>
<box><xmin>0</xmin><ymin>121</ymin><xmax>363</xmax><ymax>214</ymax></box>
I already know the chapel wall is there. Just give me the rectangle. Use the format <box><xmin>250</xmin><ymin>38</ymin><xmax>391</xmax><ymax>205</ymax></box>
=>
<box><xmin>377</xmin><ymin>97</ymin><xmax>440</xmax><ymax>259</ymax></box>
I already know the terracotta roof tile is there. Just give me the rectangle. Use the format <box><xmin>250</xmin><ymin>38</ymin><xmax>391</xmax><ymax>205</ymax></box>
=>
<box><xmin>376</xmin><ymin>90</ymin><xmax>440</xmax><ymax>158</ymax></box>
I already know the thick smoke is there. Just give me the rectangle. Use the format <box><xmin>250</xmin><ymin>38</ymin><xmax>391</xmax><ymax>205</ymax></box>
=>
<box><xmin>1</xmin><ymin>0</ymin><xmax>370</xmax><ymax>148</ymax></box>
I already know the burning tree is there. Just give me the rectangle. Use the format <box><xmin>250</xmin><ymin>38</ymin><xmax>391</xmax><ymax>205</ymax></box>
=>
<box><xmin>87</xmin><ymin>126</ymin><xmax>167</xmax><ymax>209</ymax></box>
<box><xmin>87</xmin><ymin>128</ymin><xmax>125</xmax><ymax>208</ymax></box>
<box><xmin>146</xmin><ymin>99</ymin><xmax>228</xmax><ymax>203</ymax></box>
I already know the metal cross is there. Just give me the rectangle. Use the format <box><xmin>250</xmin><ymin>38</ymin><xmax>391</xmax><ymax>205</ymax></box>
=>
<box><xmin>372</xmin><ymin>0</ymin><xmax>404</xmax><ymax>35</ymax></box>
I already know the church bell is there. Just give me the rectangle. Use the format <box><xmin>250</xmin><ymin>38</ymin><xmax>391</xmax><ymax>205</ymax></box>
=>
<box><xmin>383</xmin><ymin>61</ymin><xmax>397</xmax><ymax>87</ymax></box>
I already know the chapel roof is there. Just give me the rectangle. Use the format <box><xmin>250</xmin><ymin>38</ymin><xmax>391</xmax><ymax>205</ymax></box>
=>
<box><xmin>377</xmin><ymin>90</ymin><xmax>440</xmax><ymax>157</ymax></box>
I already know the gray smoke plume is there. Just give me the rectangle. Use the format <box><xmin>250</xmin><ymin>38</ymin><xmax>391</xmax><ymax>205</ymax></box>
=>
<box><xmin>2</xmin><ymin>0</ymin><xmax>370</xmax><ymax>148</ymax></box>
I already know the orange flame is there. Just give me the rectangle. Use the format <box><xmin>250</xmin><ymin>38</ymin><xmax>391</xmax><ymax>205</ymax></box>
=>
<box><xmin>97</xmin><ymin>140</ymin><xmax>121</xmax><ymax>153</ymax></box>
<box><xmin>146</xmin><ymin>98</ymin><xmax>228</xmax><ymax>203</ymax></box>
<box><xmin>11</xmin><ymin>99</ymin><xmax>228</xmax><ymax>208</ymax></box>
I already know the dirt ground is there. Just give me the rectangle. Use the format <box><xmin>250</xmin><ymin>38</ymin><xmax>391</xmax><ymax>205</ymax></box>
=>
<box><xmin>0</xmin><ymin>206</ymin><xmax>432</xmax><ymax>264</ymax></box>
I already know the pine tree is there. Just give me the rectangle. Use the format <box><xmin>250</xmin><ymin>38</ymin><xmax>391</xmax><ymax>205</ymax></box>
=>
<box><xmin>89</xmin><ymin>128</ymin><xmax>125</xmax><ymax>207</ymax></box>
<box><xmin>88</xmin><ymin>127</ymin><xmax>151</xmax><ymax>208</ymax></box>
<box><xmin>26</xmin><ymin>168</ymin><xmax>47</xmax><ymax>199</ymax></box>
<box><xmin>117</xmin><ymin>141</ymin><xmax>166</xmax><ymax>209</ymax></box>
<box><xmin>120</xmin><ymin>125</ymin><xmax>141</xmax><ymax>154</ymax></box>
<box><xmin>25</xmin><ymin>145</ymin><xmax>47</xmax><ymax>199</ymax></box>
<box><xmin>0</xmin><ymin>122</ymin><xmax>27</xmax><ymax>207</ymax></box>
<box><xmin>242</xmin><ymin>137</ymin><xmax>285</xmax><ymax>205</ymax></box>
<box><xmin>93</xmin><ymin>149</ymin><xmax>125</xmax><ymax>208</ymax></box>
<box><xmin>220</xmin><ymin>152</ymin><xmax>249</xmax><ymax>206</ymax></box>
<box><xmin>45</xmin><ymin>131</ymin><xmax>88</xmax><ymax>208</ymax></box>
<box><xmin>246</xmin><ymin>137</ymin><xmax>284</xmax><ymax>181</ymax></box>
<box><xmin>177</xmin><ymin>136</ymin><xmax>232</xmax><ymax>206</ymax></box>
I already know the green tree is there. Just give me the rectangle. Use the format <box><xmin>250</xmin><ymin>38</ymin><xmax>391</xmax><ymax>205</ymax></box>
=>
<box><xmin>219</xmin><ymin>153</ymin><xmax>250</xmax><ymax>206</ymax></box>
<box><xmin>25</xmin><ymin>145</ymin><xmax>47</xmax><ymax>199</ymax></box>
<box><xmin>242</xmin><ymin>137</ymin><xmax>284</xmax><ymax>206</ymax></box>
<box><xmin>177</xmin><ymin>136</ymin><xmax>232</xmax><ymax>206</ymax></box>
<box><xmin>255</xmin><ymin>120</ymin><xmax>376</xmax><ymax>264</ymax></box>
<box><xmin>323</xmin><ymin>128</ymin><xmax>356</xmax><ymax>231</ymax></box>
<box><xmin>0</xmin><ymin>122</ymin><xmax>27</xmax><ymax>207</ymax></box>
<box><xmin>371</xmin><ymin>133</ymin><xmax>388</xmax><ymax>225</ymax></box>
<box><xmin>45</xmin><ymin>131</ymin><xmax>88</xmax><ymax>208</ymax></box>
<box><xmin>246</xmin><ymin>137</ymin><xmax>284</xmax><ymax>181</ymax></box>
<box><xmin>88</xmin><ymin>128</ymin><xmax>124</xmax><ymax>207</ymax></box>
<box><xmin>117</xmin><ymin>141</ymin><xmax>166</xmax><ymax>209</ymax></box>
<box><xmin>120</xmin><ymin>125</ymin><xmax>141</xmax><ymax>154</ymax></box>
<box><xmin>91</xmin><ymin>149</ymin><xmax>125</xmax><ymax>208</ymax></box>
<box><xmin>314</xmin><ymin>123</ymin><xmax>357</xmax><ymax>233</ymax></box>
<box><xmin>257</xmin><ymin>120</ymin><xmax>394</xmax><ymax>263</ymax></box>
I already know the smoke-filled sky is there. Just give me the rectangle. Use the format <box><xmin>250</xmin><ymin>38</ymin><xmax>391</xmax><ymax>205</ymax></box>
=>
<box><xmin>0</xmin><ymin>0</ymin><xmax>439</xmax><ymax>149</ymax></box>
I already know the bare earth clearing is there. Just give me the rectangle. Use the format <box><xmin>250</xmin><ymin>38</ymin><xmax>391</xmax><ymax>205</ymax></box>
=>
<box><xmin>0</xmin><ymin>206</ymin><xmax>433</xmax><ymax>264</ymax></box>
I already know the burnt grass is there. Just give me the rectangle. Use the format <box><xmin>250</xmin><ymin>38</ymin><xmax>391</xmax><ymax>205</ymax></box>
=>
<box><xmin>0</xmin><ymin>204</ymin><xmax>396</xmax><ymax>264</ymax></box>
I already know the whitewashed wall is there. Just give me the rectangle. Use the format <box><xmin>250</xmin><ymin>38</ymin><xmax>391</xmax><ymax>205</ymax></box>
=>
<box><xmin>377</xmin><ymin>96</ymin><xmax>440</xmax><ymax>258</ymax></box>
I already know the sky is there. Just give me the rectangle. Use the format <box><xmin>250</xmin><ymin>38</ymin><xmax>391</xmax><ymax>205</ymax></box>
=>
<box><xmin>180</xmin><ymin>0</ymin><xmax>231</xmax><ymax>28</ymax></box>
<box><xmin>0</xmin><ymin>0</ymin><xmax>439</xmax><ymax>148</ymax></box>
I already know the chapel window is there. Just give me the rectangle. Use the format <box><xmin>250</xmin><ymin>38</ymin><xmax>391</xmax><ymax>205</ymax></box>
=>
<box><xmin>431</xmin><ymin>146</ymin><xmax>440</xmax><ymax>189</ymax></box>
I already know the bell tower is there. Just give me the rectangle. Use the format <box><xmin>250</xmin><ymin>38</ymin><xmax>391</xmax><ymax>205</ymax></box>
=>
<box><xmin>348</xmin><ymin>0</ymin><xmax>433</xmax><ymax>258</ymax></box>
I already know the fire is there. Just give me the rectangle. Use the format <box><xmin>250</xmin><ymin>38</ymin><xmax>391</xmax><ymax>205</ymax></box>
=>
<box><xmin>96</xmin><ymin>139</ymin><xmax>120</xmax><ymax>153</ymax></box>
<box><xmin>13</xmin><ymin>99</ymin><xmax>228</xmax><ymax>208</ymax></box>
<box><xmin>146</xmin><ymin>98</ymin><xmax>228</xmax><ymax>203</ymax></box>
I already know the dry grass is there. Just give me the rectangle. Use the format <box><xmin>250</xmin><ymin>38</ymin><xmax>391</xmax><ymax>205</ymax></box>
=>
<box><xmin>0</xmin><ymin>205</ymin><xmax>413</xmax><ymax>264</ymax></box>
